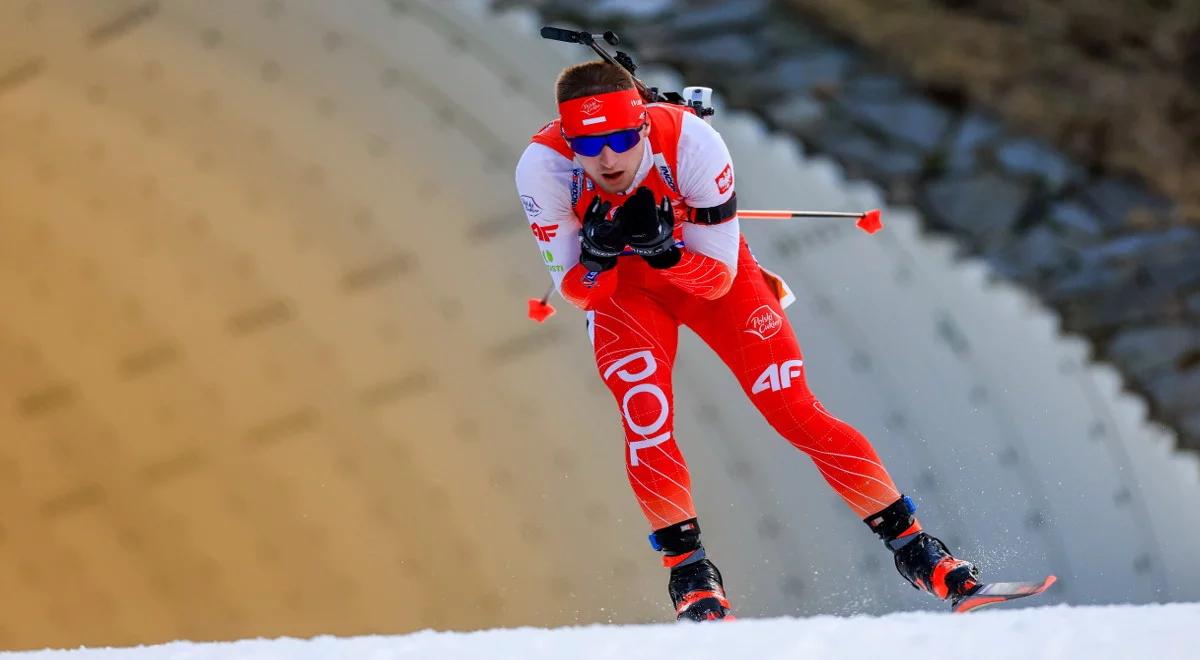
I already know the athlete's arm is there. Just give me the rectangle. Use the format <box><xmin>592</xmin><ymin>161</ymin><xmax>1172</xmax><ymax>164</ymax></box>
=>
<box><xmin>515</xmin><ymin>143</ymin><xmax>618</xmax><ymax>310</ymax></box>
<box><xmin>658</xmin><ymin>111</ymin><xmax>740</xmax><ymax>300</ymax></box>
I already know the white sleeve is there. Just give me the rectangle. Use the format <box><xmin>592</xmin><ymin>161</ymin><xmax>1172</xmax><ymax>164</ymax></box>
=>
<box><xmin>515</xmin><ymin>143</ymin><xmax>582</xmax><ymax>295</ymax></box>
<box><xmin>676</xmin><ymin>112</ymin><xmax>740</xmax><ymax>273</ymax></box>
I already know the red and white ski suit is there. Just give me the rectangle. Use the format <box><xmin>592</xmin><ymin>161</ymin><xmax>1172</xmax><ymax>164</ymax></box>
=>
<box><xmin>516</xmin><ymin>104</ymin><xmax>902</xmax><ymax>530</ymax></box>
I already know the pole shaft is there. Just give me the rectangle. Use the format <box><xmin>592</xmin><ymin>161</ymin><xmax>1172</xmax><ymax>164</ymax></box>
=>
<box><xmin>739</xmin><ymin>210</ymin><xmax>864</xmax><ymax>219</ymax></box>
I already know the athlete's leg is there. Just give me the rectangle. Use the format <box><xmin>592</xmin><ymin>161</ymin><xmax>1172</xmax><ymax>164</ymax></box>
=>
<box><xmin>680</xmin><ymin>239</ymin><xmax>901</xmax><ymax>518</ymax></box>
<box><xmin>680</xmin><ymin>241</ymin><xmax>985</xmax><ymax>603</ymax></box>
<box><xmin>588</xmin><ymin>286</ymin><xmax>697</xmax><ymax>530</ymax></box>
<box><xmin>591</xmin><ymin>277</ymin><xmax>733</xmax><ymax>620</ymax></box>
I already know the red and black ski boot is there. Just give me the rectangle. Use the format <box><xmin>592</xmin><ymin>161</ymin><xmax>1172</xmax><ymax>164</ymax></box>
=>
<box><xmin>867</xmin><ymin>496</ymin><xmax>1056</xmax><ymax>612</ymax></box>
<box><xmin>650</xmin><ymin>518</ymin><xmax>733</xmax><ymax>622</ymax></box>
<box><xmin>866</xmin><ymin>496</ymin><xmax>980</xmax><ymax>605</ymax></box>
<box><xmin>892</xmin><ymin>532</ymin><xmax>981</xmax><ymax>603</ymax></box>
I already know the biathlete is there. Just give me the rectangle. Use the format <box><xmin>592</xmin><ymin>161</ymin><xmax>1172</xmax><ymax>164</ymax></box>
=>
<box><xmin>515</xmin><ymin>59</ymin><xmax>988</xmax><ymax>621</ymax></box>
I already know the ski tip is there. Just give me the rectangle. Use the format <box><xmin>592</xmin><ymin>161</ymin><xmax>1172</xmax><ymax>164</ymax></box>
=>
<box><xmin>950</xmin><ymin>575</ymin><xmax>1058</xmax><ymax>614</ymax></box>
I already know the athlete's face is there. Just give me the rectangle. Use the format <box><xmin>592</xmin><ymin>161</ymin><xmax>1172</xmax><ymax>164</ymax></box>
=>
<box><xmin>574</xmin><ymin>123</ymin><xmax>650</xmax><ymax>194</ymax></box>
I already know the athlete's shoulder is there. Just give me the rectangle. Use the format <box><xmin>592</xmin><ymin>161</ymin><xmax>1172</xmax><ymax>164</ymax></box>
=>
<box><xmin>677</xmin><ymin>112</ymin><xmax>730</xmax><ymax>161</ymax></box>
<box><xmin>676</xmin><ymin>111</ymin><xmax>734</xmax><ymax>206</ymax></box>
<box><xmin>647</xmin><ymin>102</ymin><xmax>693</xmax><ymax>119</ymax></box>
<box><xmin>528</xmin><ymin>118</ymin><xmax>573</xmax><ymax>160</ymax></box>
<box><xmin>646</xmin><ymin>103</ymin><xmax>689</xmax><ymax>136</ymax></box>
<box><xmin>516</xmin><ymin>138</ymin><xmax>575</xmax><ymax>180</ymax></box>
<box><xmin>516</xmin><ymin>139</ymin><xmax>577</xmax><ymax>223</ymax></box>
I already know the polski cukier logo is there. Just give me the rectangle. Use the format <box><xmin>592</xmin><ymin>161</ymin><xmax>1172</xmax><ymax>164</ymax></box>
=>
<box><xmin>743</xmin><ymin>305</ymin><xmax>783</xmax><ymax>340</ymax></box>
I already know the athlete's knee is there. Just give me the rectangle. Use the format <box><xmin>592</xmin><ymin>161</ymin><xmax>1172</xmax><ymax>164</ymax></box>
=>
<box><xmin>756</xmin><ymin>389</ymin><xmax>842</xmax><ymax>444</ymax></box>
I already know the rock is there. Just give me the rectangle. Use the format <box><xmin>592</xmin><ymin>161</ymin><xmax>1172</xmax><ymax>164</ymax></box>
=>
<box><xmin>1144</xmin><ymin>366</ymin><xmax>1200</xmax><ymax>418</ymax></box>
<box><xmin>945</xmin><ymin>113</ymin><xmax>1004</xmax><ymax>172</ymax></box>
<box><xmin>986</xmin><ymin>225</ymin><xmax>1072</xmax><ymax>283</ymax></box>
<box><xmin>1058</xmin><ymin>278</ymin><xmax>1179</xmax><ymax>331</ymax></box>
<box><xmin>839</xmin><ymin>74</ymin><xmax>908</xmax><ymax>99</ymax></box>
<box><xmin>922</xmin><ymin>173</ymin><xmax>1031</xmax><ymax>244</ymax></box>
<box><xmin>543</xmin><ymin>0</ymin><xmax>602</xmax><ymax>19</ymax></box>
<box><xmin>805</xmin><ymin>118</ymin><xmax>924</xmax><ymax>180</ymax></box>
<box><xmin>1075</xmin><ymin>227</ymin><xmax>1200</xmax><ymax>268</ymax></box>
<box><xmin>840</xmin><ymin>92</ymin><xmax>954</xmax><ymax>152</ymax></box>
<box><xmin>757</xmin><ymin>20</ymin><xmax>828</xmax><ymax>53</ymax></box>
<box><xmin>586</xmin><ymin>0</ymin><xmax>676</xmax><ymax>21</ymax></box>
<box><xmin>1046</xmin><ymin>267</ymin><xmax>1126</xmax><ymax>301</ymax></box>
<box><xmin>740</xmin><ymin>49</ymin><xmax>853</xmax><ymax>101</ymax></box>
<box><xmin>1049</xmin><ymin>200</ymin><xmax>1104</xmax><ymax>240</ymax></box>
<box><xmin>995</xmin><ymin>138</ymin><xmax>1080</xmax><ymax>192</ymax></box>
<box><xmin>1182</xmin><ymin>409</ymin><xmax>1200</xmax><ymax>442</ymax></box>
<box><xmin>1049</xmin><ymin>231</ymin><xmax>1200</xmax><ymax>327</ymax></box>
<box><xmin>1143</xmin><ymin>252</ymin><xmax>1200</xmax><ymax>291</ymax></box>
<box><xmin>773</xmin><ymin>50</ymin><xmax>853</xmax><ymax>89</ymax></box>
<box><xmin>764</xmin><ymin>94</ymin><xmax>824</xmax><ymax>133</ymax></box>
<box><xmin>658</xmin><ymin>32</ymin><xmax>764</xmax><ymax>70</ymax></box>
<box><xmin>1107</xmin><ymin>325</ymin><xmax>1200</xmax><ymax>381</ymax></box>
<box><xmin>833</xmin><ymin>137</ymin><xmax>925</xmax><ymax>181</ymax></box>
<box><xmin>663</xmin><ymin>0</ymin><xmax>769</xmax><ymax>37</ymax></box>
<box><xmin>1081</xmin><ymin>177</ymin><xmax>1174</xmax><ymax>230</ymax></box>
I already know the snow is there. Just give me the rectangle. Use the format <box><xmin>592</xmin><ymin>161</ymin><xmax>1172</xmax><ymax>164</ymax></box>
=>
<box><xmin>4</xmin><ymin>603</ymin><xmax>1194</xmax><ymax>660</ymax></box>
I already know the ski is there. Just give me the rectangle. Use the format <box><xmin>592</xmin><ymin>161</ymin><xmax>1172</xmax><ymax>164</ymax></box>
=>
<box><xmin>951</xmin><ymin>575</ymin><xmax>1057</xmax><ymax>613</ymax></box>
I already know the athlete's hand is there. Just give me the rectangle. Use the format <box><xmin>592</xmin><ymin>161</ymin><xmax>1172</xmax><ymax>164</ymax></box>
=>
<box><xmin>618</xmin><ymin>187</ymin><xmax>681</xmax><ymax>269</ymax></box>
<box><xmin>579</xmin><ymin>195</ymin><xmax>622</xmax><ymax>273</ymax></box>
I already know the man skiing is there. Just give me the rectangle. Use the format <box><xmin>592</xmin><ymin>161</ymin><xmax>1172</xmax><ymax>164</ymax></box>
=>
<box><xmin>514</xmin><ymin>60</ymin><xmax>983</xmax><ymax>621</ymax></box>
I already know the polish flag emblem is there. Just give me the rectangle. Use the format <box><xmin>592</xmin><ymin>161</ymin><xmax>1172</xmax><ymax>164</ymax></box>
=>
<box><xmin>580</xmin><ymin>97</ymin><xmax>603</xmax><ymax>115</ymax></box>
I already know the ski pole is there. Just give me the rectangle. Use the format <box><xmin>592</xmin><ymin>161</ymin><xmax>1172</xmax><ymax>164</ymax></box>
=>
<box><xmin>527</xmin><ymin>208</ymin><xmax>883</xmax><ymax>322</ymax></box>
<box><xmin>738</xmin><ymin>208</ymin><xmax>883</xmax><ymax>234</ymax></box>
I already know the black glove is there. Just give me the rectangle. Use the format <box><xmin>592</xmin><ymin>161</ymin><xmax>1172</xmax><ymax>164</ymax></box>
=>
<box><xmin>616</xmin><ymin>187</ymin><xmax>681</xmax><ymax>269</ymax></box>
<box><xmin>579</xmin><ymin>195</ymin><xmax>622</xmax><ymax>272</ymax></box>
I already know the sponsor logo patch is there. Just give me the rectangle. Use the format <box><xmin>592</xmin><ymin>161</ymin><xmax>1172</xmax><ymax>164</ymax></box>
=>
<box><xmin>580</xmin><ymin>97</ymin><xmax>603</xmax><ymax>115</ymax></box>
<box><xmin>653</xmin><ymin>153</ymin><xmax>679</xmax><ymax>193</ymax></box>
<box><xmin>521</xmin><ymin>194</ymin><xmax>542</xmax><ymax>217</ymax></box>
<box><xmin>570</xmin><ymin>169</ymin><xmax>583</xmax><ymax>205</ymax></box>
<box><xmin>601</xmin><ymin>350</ymin><xmax>671</xmax><ymax>467</ymax></box>
<box><xmin>715</xmin><ymin>163</ymin><xmax>733</xmax><ymax>194</ymax></box>
<box><xmin>531</xmin><ymin>223</ymin><xmax>559</xmax><ymax>242</ymax></box>
<box><xmin>743</xmin><ymin>304</ymin><xmax>783</xmax><ymax>340</ymax></box>
<box><xmin>752</xmin><ymin>360</ymin><xmax>805</xmax><ymax>395</ymax></box>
